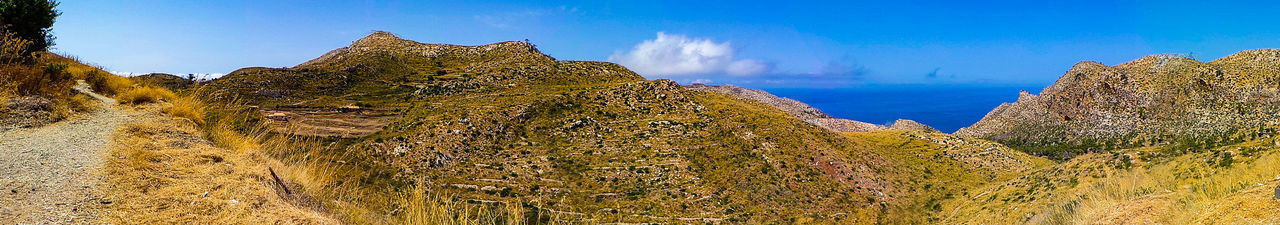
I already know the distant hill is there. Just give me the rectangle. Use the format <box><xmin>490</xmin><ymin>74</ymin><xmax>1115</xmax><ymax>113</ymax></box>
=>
<box><xmin>957</xmin><ymin>50</ymin><xmax>1280</xmax><ymax>159</ymax></box>
<box><xmin>130</xmin><ymin>73</ymin><xmax>193</xmax><ymax>90</ymax></box>
<box><xmin>205</xmin><ymin>31</ymin><xmax>1043</xmax><ymax>223</ymax></box>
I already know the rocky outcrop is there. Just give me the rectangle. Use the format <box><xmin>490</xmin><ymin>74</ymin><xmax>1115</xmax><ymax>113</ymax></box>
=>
<box><xmin>957</xmin><ymin>49</ymin><xmax>1280</xmax><ymax>157</ymax></box>
<box><xmin>889</xmin><ymin>119</ymin><xmax>939</xmax><ymax>133</ymax></box>
<box><xmin>685</xmin><ymin>84</ymin><xmax>937</xmax><ymax>133</ymax></box>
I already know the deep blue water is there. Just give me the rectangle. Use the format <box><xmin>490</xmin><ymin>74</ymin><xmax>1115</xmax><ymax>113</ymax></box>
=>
<box><xmin>763</xmin><ymin>85</ymin><xmax>1043</xmax><ymax>133</ymax></box>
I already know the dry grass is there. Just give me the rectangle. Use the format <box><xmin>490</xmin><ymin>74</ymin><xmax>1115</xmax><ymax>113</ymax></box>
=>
<box><xmin>117</xmin><ymin>86</ymin><xmax>177</xmax><ymax>105</ymax></box>
<box><xmin>0</xmin><ymin>63</ymin><xmax>73</xmax><ymax>98</ymax></box>
<box><xmin>941</xmin><ymin>135</ymin><xmax>1280</xmax><ymax>224</ymax></box>
<box><xmin>0</xmin><ymin>29</ymin><xmax>31</xmax><ymax>65</ymax></box>
<box><xmin>395</xmin><ymin>184</ymin><xmax>529</xmax><ymax>225</ymax></box>
<box><xmin>85</xmin><ymin>70</ymin><xmax>136</xmax><ymax>96</ymax></box>
<box><xmin>164</xmin><ymin>94</ymin><xmax>207</xmax><ymax>126</ymax></box>
<box><xmin>165</xmin><ymin>93</ymin><xmax>540</xmax><ymax>224</ymax></box>
<box><xmin>100</xmin><ymin>106</ymin><xmax>337</xmax><ymax>224</ymax></box>
<box><xmin>255</xmin><ymin>132</ymin><xmax>541</xmax><ymax>224</ymax></box>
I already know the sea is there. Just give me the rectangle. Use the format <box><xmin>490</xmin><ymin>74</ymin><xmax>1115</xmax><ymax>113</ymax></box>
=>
<box><xmin>763</xmin><ymin>85</ymin><xmax>1045</xmax><ymax>133</ymax></box>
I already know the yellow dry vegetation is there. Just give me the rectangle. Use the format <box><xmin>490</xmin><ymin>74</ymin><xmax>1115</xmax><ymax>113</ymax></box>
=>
<box><xmin>116</xmin><ymin>86</ymin><xmax>177</xmax><ymax>105</ymax></box>
<box><xmin>256</xmin><ymin>133</ymin><xmax>545</xmax><ymax>225</ymax></box>
<box><xmin>102</xmin><ymin>88</ymin><xmax>540</xmax><ymax>224</ymax></box>
<box><xmin>163</xmin><ymin>94</ymin><xmax>206</xmax><ymax>125</ymax></box>
<box><xmin>941</xmin><ymin>133</ymin><xmax>1280</xmax><ymax>224</ymax></box>
<box><xmin>100</xmin><ymin>104</ymin><xmax>337</xmax><ymax>224</ymax></box>
<box><xmin>85</xmin><ymin>69</ymin><xmax>136</xmax><ymax>96</ymax></box>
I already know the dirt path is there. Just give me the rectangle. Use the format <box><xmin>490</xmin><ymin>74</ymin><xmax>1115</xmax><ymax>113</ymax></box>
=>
<box><xmin>0</xmin><ymin>81</ymin><xmax>133</xmax><ymax>224</ymax></box>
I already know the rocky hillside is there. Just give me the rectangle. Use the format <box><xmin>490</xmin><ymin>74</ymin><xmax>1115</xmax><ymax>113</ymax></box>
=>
<box><xmin>129</xmin><ymin>73</ymin><xmax>193</xmax><ymax>90</ymax></box>
<box><xmin>957</xmin><ymin>50</ymin><xmax>1280</xmax><ymax>159</ymax></box>
<box><xmin>685</xmin><ymin>84</ymin><xmax>937</xmax><ymax>133</ymax></box>
<box><xmin>204</xmin><ymin>31</ymin><xmax>1043</xmax><ymax>223</ymax></box>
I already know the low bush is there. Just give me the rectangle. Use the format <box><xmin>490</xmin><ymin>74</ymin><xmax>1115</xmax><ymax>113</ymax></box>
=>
<box><xmin>116</xmin><ymin>86</ymin><xmax>176</xmax><ymax>105</ymax></box>
<box><xmin>0</xmin><ymin>29</ymin><xmax>32</xmax><ymax>64</ymax></box>
<box><xmin>163</xmin><ymin>95</ymin><xmax>206</xmax><ymax>125</ymax></box>
<box><xmin>0</xmin><ymin>63</ymin><xmax>73</xmax><ymax>97</ymax></box>
<box><xmin>85</xmin><ymin>70</ymin><xmax>135</xmax><ymax>96</ymax></box>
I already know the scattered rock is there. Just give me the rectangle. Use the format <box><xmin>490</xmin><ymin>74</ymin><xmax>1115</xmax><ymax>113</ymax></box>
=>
<box><xmin>957</xmin><ymin>50</ymin><xmax>1280</xmax><ymax>159</ymax></box>
<box><xmin>888</xmin><ymin>119</ymin><xmax>939</xmax><ymax>133</ymax></box>
<box><xmin>685</xmin><ymin>84</ymin><xmax>935</xmax><ymax>132</ymax></box>
<box><xmin>265</xmin><ymin>112</ymin><xmax>290</xmax><ymax>122</ymax></box>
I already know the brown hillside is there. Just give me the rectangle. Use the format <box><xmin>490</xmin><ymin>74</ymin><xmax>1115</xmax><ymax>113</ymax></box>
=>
<box><xmin>202</xmin><ymin>31</ymin><xmax>1044</xmax><ymax>223</ymax></box>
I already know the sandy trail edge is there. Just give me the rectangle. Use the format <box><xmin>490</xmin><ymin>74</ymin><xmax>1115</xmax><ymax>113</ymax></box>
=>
<box><xmin>0</xmin><ymin>81</ymin><xmax>132</xmax><ymax>224</ymax></box>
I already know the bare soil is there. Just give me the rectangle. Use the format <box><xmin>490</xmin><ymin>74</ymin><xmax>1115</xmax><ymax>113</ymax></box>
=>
<box><xmin>0</xmin><ymin>82</ymin><xmax>133</xmax><ymax>224</ymax></box>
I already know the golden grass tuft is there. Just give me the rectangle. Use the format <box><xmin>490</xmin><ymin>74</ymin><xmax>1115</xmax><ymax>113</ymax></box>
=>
<box><xmin>395</xmin><ymin>186</ymin><xmax>528</xmax><ymax>225</ymax></box>
<box><xmin>101</xmin><ymin>109</ymin><xmax>337</xmax><ymax>224</ymax></box>
<box><xmin>117</xmin><ymin>86</ymin><xmax>177</xmax><ymax>105</ymax></box>
<box><xmin>164</xmin><ymin>95</ymin><xmax>207</xmax><ymax>125</ymax></box>
<box><xmin>85</xmin><ymin>70</ymin><xmax>136</xmax><ymax>96</ymax></box>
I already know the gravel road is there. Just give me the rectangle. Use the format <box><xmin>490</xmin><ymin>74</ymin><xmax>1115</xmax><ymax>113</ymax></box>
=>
<box><xmin>0</xmin><ymin>81</ymin><xmax>130</xmax><ymax>224</ymax></box>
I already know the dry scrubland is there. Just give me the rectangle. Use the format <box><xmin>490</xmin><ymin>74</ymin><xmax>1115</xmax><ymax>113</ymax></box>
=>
<box><xmin>943</xmin><ymin>128</ymin><xmax>1280</xmax><ymax>224</ymax></box>
<box><xmin>190</xmin><ymin>31</ymin><xmax>1056</xmax><ymax>224</ymax></box>
<box><xmin>9</xmin><ymin>27</ymin><xmax>1280</xmax><ymax>224</ymax></box>
<box><xmin>125</xmin><ymin>32</ymin><xmax>1280</xmax><ymax>224</ymax></box>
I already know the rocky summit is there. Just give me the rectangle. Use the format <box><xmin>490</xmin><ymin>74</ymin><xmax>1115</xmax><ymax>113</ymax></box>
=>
<box><xmin>957</xmin><ymin>49</ymin><xmax>1280</xmax><ymax>159</ymax></box>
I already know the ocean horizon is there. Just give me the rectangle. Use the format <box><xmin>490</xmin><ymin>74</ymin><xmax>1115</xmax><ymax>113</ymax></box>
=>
<box><xmin>764</xmin><ymin>85</ymin><xmax>1044</xmax><ymax>133</ymax></box>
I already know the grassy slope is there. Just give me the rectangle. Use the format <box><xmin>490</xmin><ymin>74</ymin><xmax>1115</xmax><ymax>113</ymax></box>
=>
<box><xmin>840</xmin><ymin>131</ymin><xmax>1052</xmax><ymax>223</ymax></box>
<box><xmin>102</xmin><ymin>105</ymin><xmax>337</xmax><ymax>224</ymax></box>
<box><xmin>941</xmin><ymin>128</ymin><xmax>1280</xmax><ymax>224</ymax></box>
<box><xmin>203</xmin><ymin>32</ymin><xmax>1051</xmax><ymax>223</ymax></box>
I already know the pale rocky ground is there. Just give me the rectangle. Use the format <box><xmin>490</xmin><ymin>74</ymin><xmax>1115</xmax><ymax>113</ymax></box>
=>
<box><xmin>0</xmin><ymin>82</ymin><xmax>132</xmax><ymax>224</ymax></box>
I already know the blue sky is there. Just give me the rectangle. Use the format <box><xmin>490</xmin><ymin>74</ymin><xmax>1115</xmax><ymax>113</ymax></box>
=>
<box><xmin>52</xmin><ymin>0</ymin><xmax>1280</xmax><ymax>88</ymax></box>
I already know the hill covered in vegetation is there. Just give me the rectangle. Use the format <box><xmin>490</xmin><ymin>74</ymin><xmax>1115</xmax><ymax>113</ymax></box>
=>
<box><xmin>201</xmin><ymin>31</ymin><xmax>1045</xmax><ymax>223</ymax></box>
<box><xmin>957</xmin><ymin>50</ymin><xmax>1280</xmax><ymax>159</ymax></box>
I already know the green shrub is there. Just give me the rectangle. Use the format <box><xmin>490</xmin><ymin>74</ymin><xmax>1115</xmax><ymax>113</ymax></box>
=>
<box><xmin>0</xmin><ymin>0</ymin><xmax>61</xmax><ymax>53</ymax></box>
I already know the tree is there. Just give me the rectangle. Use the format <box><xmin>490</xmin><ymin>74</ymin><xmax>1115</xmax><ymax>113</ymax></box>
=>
<box><xmin>0</xmin><ymin>0</ymin><xmax>60</xmax><ymax>54</ymax></box>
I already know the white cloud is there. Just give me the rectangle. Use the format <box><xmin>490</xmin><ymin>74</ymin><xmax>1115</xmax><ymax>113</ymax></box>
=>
<box><xmin>691</xmin><ymin>79</ymin><xmax>713</xmax><ymax>84</ymax></box>
<box><xmin>610</xmin><ymin>32</ymin><xmax>770</xmax><ymax>77</ymax></box>
<box><xmin>110</xmin><ymin>71</ymin><xmax>136</xmax><ymax>76</ymax></box>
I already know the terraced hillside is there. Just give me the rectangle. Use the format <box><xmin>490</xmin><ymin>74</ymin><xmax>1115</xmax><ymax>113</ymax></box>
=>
<box><xmin>204</xmin><ymin>31</ymin><xmax>1046</xmax><ymax>223</ymax></box>
<box><xmin>957</xmin><ymin>50</ymin><xmax>1280</xmax><ymax>159</ymax></box>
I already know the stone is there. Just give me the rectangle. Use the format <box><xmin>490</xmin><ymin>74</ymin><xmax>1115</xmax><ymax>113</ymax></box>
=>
<box><xmin>1275</xmin><ymin>185</ymin><xmax>1280</xmax><ymax>200</ymax></box>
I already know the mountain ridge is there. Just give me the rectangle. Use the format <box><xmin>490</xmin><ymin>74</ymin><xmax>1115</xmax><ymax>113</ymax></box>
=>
<box><xmin>958</xmin><ymin>49</ymin><xmax>1280</xmax><ymax>159</ymax></box>
<box><xmin>200</xmin><ymin>31</ymin><xmax>1044</xmax><ymax>223</ymax></box>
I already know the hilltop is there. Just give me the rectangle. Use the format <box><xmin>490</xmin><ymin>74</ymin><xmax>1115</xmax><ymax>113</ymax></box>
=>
<box><xmin>957</xmin><ymin>49</ymin><xmax>1280</xmax><ymax>159</ymax></box>
<box><xmin>201</xmin><ymin>31</ymin><xmax>1044</xmax><ymax>223</ymax></box>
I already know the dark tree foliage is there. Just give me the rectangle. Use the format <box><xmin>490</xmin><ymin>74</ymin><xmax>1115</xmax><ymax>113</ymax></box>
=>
<box><xmin>0</xmin><ymin>0</ymin><xmax>59</xmax><ymax>53</ymax></box>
